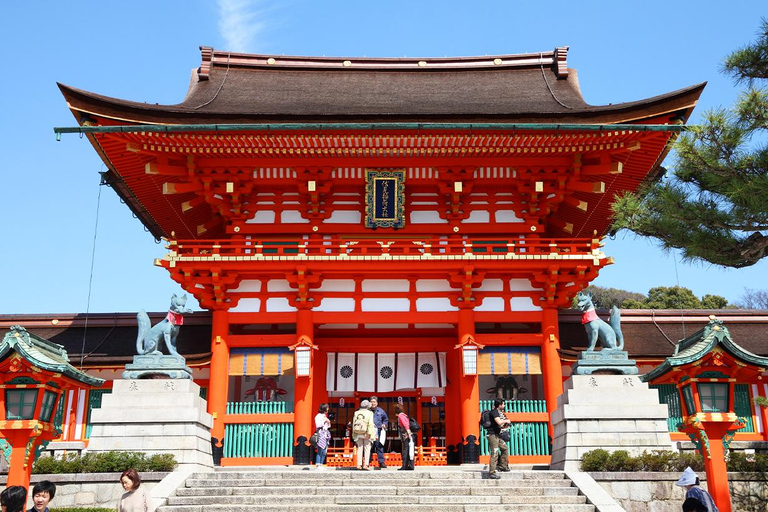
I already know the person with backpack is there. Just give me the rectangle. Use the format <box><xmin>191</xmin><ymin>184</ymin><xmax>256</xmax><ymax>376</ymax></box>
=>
<box><xmin>313</xmin><ymin>403</ymin><xmax>332</xmax><ymax>470</ymax></box>
<box><xmin>352</xmin><ymin>400</ymin><xmax>376</xmax><ymax>470</ymax></box>
<box><xmin>368</xmin><ymin>396</ymin><xmax>389</xmax><ymax>469</ymax></box>
<box><xmin>394</xmin><ymin>403</ymin><xmax>415</xmax><ymax>471</ymax></box>
<box><xmin>487</xmin><ymin>398</ymin><xmax>511</xmax><ymax>479</ymax></box>
<box><xmin>676</xmin><ymin>467</ymin><xmax>719</xmax><ymax>512</ymax></box>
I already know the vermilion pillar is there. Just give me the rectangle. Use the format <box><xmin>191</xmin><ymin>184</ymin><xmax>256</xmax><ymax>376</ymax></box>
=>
<box><xmin>760</xmin><ymin>385</ymin><xmax>768</xmax><ymax>442</ymax></box>
<box><xmin>208</xmin><ymin>308</ymin><xmax>230</xmax><ymax>465</ymax></box>
<box><xmin>5</xmin><ymin>430</ymin><xmax>36</xmax><ymax>487</ymax></box>
<box><xmin>541</xmin><ymin>308</ymin><xmax>564</xmax><ymax>437</ymax></box>
<box><xmin>294</xmin><ymin>308</ymin><xmax>314</xmax><ymax>444</ymax></box>
<box><xmin>458</xmin><ymin>308</ymin><xmax>480</xmax><ymax>462</ymax></box>
<box><xmin>686</xmin><ymin>422</ymin><xmax>737</xmax><ymax>512</ymax></box>
<box><xmin>444</xmin><ymin>349</ymin><xmax>461</xmax><ymax>455</ymax></box>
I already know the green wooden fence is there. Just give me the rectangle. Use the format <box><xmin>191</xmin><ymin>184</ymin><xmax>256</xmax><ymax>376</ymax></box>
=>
<box><xmin>735</xmin><ymin>384</ymin><xmax>755</xmax><ymax>432</ymax></box>
<box><xmin>226</xmin><ymin>401</ymin><xmax>291</xmax><ymax>414</ymax></box>
<box><xmin>223</xmin><ymin>422</ymin><xmax>294</xmax><ymax>458</ymax></box>
<box><xmin>651</xmin><ymin>383</ymin><xmax>755</xmax><ymax>433</ymax></box>
<box><xmin>85</xmin><ymin>389</ymin><xmax>112</xmax><ymax>439</ymax></box>
<box><xmin>478</xmin><ymin>400</ymin><xmax>550</xmax><ymax>456</ymax></box>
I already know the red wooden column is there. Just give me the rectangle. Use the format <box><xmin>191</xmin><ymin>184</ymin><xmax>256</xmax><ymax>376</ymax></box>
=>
<box><xmin>444</xmin><ymin>348</ymin><xmax>462</xmax><ymax>457</ymax></box>
<box><xmin>208</xmin><ymin>308</ymin><xmax>230</xmax><ymax>465</ymax></box>
<box><xmin>760</xmin><ymin>385</ymin><xmax>768</xmax><ymax>442</ymax></box>
<box><xmin>541</xmin><ymin>308</ymin><xmax>564</xmax><ymax>437</ymax></box>
<box><xmin>457</xmin><ymin>307</ymin><xmax>480</xmax><ymax>462</ymax></box>
<box><xmin>294</xmin><ymin>307</ymin><xmax>315</xmax><ymax>447</ymax></box>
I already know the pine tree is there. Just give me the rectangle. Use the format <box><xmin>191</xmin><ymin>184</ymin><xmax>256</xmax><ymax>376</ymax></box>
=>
<box><xmin>611</xmin><ymin>19</ymin><xmax>768</xmax><ymax>268</ymax></box>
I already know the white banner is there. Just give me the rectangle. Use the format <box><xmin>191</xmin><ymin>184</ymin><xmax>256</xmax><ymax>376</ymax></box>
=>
<box><xmin>416</xmin><ymin>352</ymin><xmax>446</xmax><ymax>388</ymax></box>
<box><xmin>357</xmin><ymin>353</ymin><xmax>376</xmax><ymax>392</ymax></box>
<box><xmin>327</xmin><ymin>352</ymin><xmax>446</xmax><ymax>392</ymax></box>
<box><xmin>376</xmin><ymin>353</ymin><xmax>397</xmax><ymax>393</ymax></box>
<box><xmin>326</xmin><ymin>352</ymin><xmax>357</xmax><ymax>392</ymax></box>
<box><xmin>395</xmin><ymin>353</ymin><xmax>416</xmax><ymax>390</ymax></box>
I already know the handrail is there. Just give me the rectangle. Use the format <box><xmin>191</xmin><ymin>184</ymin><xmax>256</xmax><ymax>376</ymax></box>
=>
<box><xmin>166</xmin><ymin>237</ymin><xmax>602</xmax><ymax>260</ymax></box>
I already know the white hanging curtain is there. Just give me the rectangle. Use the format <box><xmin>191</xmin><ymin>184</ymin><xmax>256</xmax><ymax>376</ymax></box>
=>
<box><xmin>326</xmin><ymin>351</ymin><xmax>446</xmax><ymax>392</ymax></box>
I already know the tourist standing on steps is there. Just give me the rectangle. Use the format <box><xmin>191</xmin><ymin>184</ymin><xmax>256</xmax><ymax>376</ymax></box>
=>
<box><xmin>1</xmin><ymin>486</ymin><xmax>27</xmax><ymax>512</ymax></box>
<box><xmin>488</xmin><ymin>398</ymin><xmax>511</xmax><ymax>479</ymax></box>
<box><xmin>314</xmin><ymin>403</ymin><xmax>332</xmax><ymax>469</ymax></box>
<box><xmin>676</xmin><ymin>467</ymin><xmax>719</xmax><ymax>512</ymax></box>
<box><xmin>369</xmin><ymin>396</ymin><xmax>389</xmax><ymax>469</ymax></box>
<box><xmin>395</xmin><ymin>403</ymin><xmax>414</xmax><ymax>471</ymax></box>
<box><xmin>119</xmin><ymin>469</ymin><xmax>153</xmax><ymax>512</ymax></box>
<box><xmin>27</xmin><ymin>481</ymin><xmax>56</xmax><ymax>512</ymax></box>
<box><xmin>352</xmin><ymin>400</ymin><xmax>376</xmax><ymax>470</ymax></box>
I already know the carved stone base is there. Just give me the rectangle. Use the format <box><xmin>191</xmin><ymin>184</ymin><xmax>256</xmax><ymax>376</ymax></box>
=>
<box><xmin>88</xmin><ymin>379</ymin><xmax>213</xmax><ymax>470</ymax></box>
<box><xmin>550</xmin><ymin>375</ymin><xmax>672</xmax><ymax>471</ymax></box>
<box><xmin>122</xmin><ymin>354</ymin><xmax>192</xmax><ymax>379</ymax></box>
<box><xmin>571</xmin><ymin>349</ymin><xmax>638</xmax><ymax>375</ymax></box>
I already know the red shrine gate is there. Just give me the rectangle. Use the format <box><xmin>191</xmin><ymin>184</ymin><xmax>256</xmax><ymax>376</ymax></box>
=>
<box><xmin>58</xmin><ymin>46</ymin><xmax>703</xmax><ymax>465</ymax></box>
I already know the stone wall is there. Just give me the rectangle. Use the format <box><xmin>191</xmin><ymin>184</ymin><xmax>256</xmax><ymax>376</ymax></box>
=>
<box><xmin>0</xmin><ymin>472</ymin><xmax>168</xmax><ymax>509</ymax></box>
<box><xmin>590</xmin><ymin>472</ymin><xmax>768</xmax><ymax>512</ymax></box>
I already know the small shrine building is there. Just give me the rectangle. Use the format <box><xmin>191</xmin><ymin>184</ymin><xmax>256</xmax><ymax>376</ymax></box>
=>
<box><xmin>45</xmin><ymin>46</ymin><xmax>750</xmax><ymax>466</ymax></box>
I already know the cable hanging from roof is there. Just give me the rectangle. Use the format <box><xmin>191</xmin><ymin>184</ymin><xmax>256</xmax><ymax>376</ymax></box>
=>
<box><xmin>193</xmin><ymin>53</ymin><xmax>231</xmax><ymax>110</ymax></box>
<box><xmin>80</xmin><ymin>171</ymin><xmax>107</xmax><ymax>369</ymax></box>
<box><xmin>540</xmin><ymin>52</ymin><xmax>575</xmax><ymax>110</ymax></box>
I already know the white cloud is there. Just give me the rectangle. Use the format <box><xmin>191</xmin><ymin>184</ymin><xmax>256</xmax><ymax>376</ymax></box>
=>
<box><xmin>217</xmin><ymin>0</ymin><xmax>267</xmax><ymax>53</ymax></box>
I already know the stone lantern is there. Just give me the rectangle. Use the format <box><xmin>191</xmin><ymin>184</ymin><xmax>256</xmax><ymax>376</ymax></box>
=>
<box><xmin>642</xmin><ymin>316</ymin><xmax>768</xmax><ymax>512</ymax></box>
<box><xmin>0</xmin><ymin>325</ymin><xmax>104</xmax><ymax>487</ymax></box>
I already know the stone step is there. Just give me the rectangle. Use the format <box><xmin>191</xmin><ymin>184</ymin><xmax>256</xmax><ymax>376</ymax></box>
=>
<box><xmin>167</xmin><ymin>495</ymin><xmax>504</xmax><ymax>506</ymax></box>
<box><xmin>176</xmin><ymin>485</ymin><xmax>580</xmax><ymax>497</ymax></box>
<box><xmin>158</xmin><ymin>468</ymin><xmax>595</xmax><ymax>512</ymax></box>
<box><xmin>195</xmin><ymin>470</ymin><xmax>567</xmax><ymax>480</ymax></box>
<box><xmin>158</xmin><ymin>505</ymin><xmax>594</xmax><ymax>512</ymax></box>
<box><xmin>184</xmin><ymin>477</ymin><xmax>575</xmax><ymax>488</ymax></box>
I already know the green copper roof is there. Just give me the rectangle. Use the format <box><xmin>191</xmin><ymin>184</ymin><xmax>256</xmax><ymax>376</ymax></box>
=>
<box><xmin>0</xmin><ymin>325</ymin><xmax>105</xmax><ymax>387</ymax></box>
<box><xmin>641</xmin><ymin>317</ymin><xmax>768</xmax><ymax>383</ymax></box>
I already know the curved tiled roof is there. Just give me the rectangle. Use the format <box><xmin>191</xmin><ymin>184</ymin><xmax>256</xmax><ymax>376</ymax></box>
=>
<box><xmin>59</xmin><ymin>47</ymin><xmax>704</xmax><ymax>125</ymax></box>
<box><xmin>0</xmin><ymin>325</ymin><xmax>105</xmax><ymax>386</ymax></box>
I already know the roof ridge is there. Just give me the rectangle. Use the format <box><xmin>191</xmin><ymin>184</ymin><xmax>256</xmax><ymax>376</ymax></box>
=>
<box><xmin>197</xmin><ymin>46</ymin><xmax>570</xmax><ymax>80</ymax></box>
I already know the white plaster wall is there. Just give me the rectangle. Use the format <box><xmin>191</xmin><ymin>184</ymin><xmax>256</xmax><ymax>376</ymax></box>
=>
<box><xmin>464</xmin><ymin>210</ymin><xmax>490</xmax><ymax>223</ymax></box>
<box><xmin>246</xmin><ymin>211</ymin><xmax>276</xmax><ymax>224</ymax></box>
<box><xmin>362</xmin><ymin>279</ymin><xmax>410</xmax><ymax>292</ymax></box>
<box><xmin>280</xmin><ymin>210</ymin><xmax>310</xmax><ymax>223</ymax></box>
<box><xmin>510</xmin><ymin>297</ymin><xmax>541</xmax><ymax>311</ymax></box>
<box><xmin>267</xmin><ymin>280</ymin><xmax>293</xmax><ymax>292</ymax></box>
<box><xmin>317</xmin><ymin>279</ymin><xmax>356</xmax><ymax>292</ymax></box>
<box><xmin>477</xmin><ymin>279</ymin><xmax>503</xmax><ymax>292</ymax></box>
<box><xmin>475</xmin><ymin>297</ymin><xmax>506</xmax><ymax>312</ymax></box>
<box><xmin>495</xmin><ymin>210</ymin><xmax>522</xmax><ymax>223</ymax></box>
<box><xmin>410</xmin><ymin>211</ymin><xmax>448</xmax><ymax>223</ymax></box>
<box><xmin>325</xmin><ymin>210</ymin><xmax>362</xmax><ymax>223</ymax></box>
<box><xmin>415</xmin><ymin>298</ymin><xmax>458</xmax><ymax>312</ymax></box>
<box><xmin>266</xmin><ymin>298</ymin><xmax>297</xmax><ymax>312</ymax></box>
<box><xmin>230</xmin><ymin>298</ymin><xmax>261</xmax><ymax>313</ymax></box>
<box><xmin>232</xmin><ymin>280</ymin><xmax>262</xmax><ymax>293</ymax></box>
<box><xmin>361</xmin><ymin>298</ymin><xmax>410</xmax><ymax>311</ymax></box>
<box><xmin>416</xmin><ymin>280</ymin><xmax>454</xmax><ymax>292</ymax></box>
<box><xmin>314</xmin><ymin>298</ymin><xmax>356</xmax><ymax>312</ymax></box>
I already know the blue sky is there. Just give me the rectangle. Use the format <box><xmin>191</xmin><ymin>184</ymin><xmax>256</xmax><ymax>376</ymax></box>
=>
<box><xmin>1</xmin><ymin>1</ymin><xmax>766</xmax><ymax>314</ymax></box>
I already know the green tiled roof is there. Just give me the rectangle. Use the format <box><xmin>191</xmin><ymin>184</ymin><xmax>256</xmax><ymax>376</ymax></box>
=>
<box><xmin>0</xmin><ymin>325</ymin><xmax>104</xmax><ymax>387</ymax></box>
<box><xmin>641</xmin><ymin>317</ymin><xmax>768</xmax><ymax>383</ymax></box>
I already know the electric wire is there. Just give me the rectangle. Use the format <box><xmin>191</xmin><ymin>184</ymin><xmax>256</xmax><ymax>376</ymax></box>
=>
<box><xmin>80</xmin><ymin>174</ymin><xmax>104</xmax><ymax>369</ymax></box>
<box><xmin>193</xmin><ymin>53</ymin><xmax>231</xmax><ymax>110</ymax></box>
<box><xmin>539</xmin><ymin>53</ymin><xmax>575</xmax><ymax>110</ymax></box>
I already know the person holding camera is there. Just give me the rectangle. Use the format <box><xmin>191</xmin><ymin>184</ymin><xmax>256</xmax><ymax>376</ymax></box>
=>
<box><xmin>488</xmin><ymin>398</ymin><xmax>511</xmax><ymax>479</ymax></box>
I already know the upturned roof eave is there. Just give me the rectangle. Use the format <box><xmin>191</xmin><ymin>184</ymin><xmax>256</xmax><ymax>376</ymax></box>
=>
<box><xmin>57</xmin><ymin>81</ymin><xmax>705</xmax><ymax>127</ymax></box>
<box><xmin>1</xmin><ymin>329</ymin><xmax>106</xmax><ymax>387</ymax></box>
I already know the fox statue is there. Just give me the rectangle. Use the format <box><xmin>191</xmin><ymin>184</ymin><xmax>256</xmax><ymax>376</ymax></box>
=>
<box><xmin>136</xmin><ymin>294</ymin><xmax>192</xmax><ymax>357</ymax></box>
<box><xmin>576</xmin><ymin>291</ymin><xmax>624</xmax><ymax>352</ymax></box>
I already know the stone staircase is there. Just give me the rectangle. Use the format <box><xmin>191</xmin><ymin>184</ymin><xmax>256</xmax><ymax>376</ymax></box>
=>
<box><xmin>156</xmin><ymin>467</ymin><xmax>596</xmax><ymax>512</ymax></box>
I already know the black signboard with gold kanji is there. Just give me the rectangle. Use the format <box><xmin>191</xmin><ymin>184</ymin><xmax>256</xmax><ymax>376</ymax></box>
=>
<box><xmin>365</xmin><ymin>170</ymin><xmax>405</xmax><ymax>229</ymax></box>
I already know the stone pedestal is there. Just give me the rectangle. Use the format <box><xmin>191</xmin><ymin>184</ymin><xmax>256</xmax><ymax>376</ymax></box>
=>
<box><xmin>123</xmin><ymin>354</ymin><xmax>192</xmax><ymax>379</ymax></box>
<box><xmin>572</xmin><ymin>349</ymin><xmax>638</xmax><ymax>375</ymax></box>
<box><xmin>87</xmin><ymin>380</ymin><xmax>213</xmax><ymax>471</ymax></box>
<box><xmin>550</xmin><ymin>375</ymin><xmax>672</xmax><ymax>471</ymax></box>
